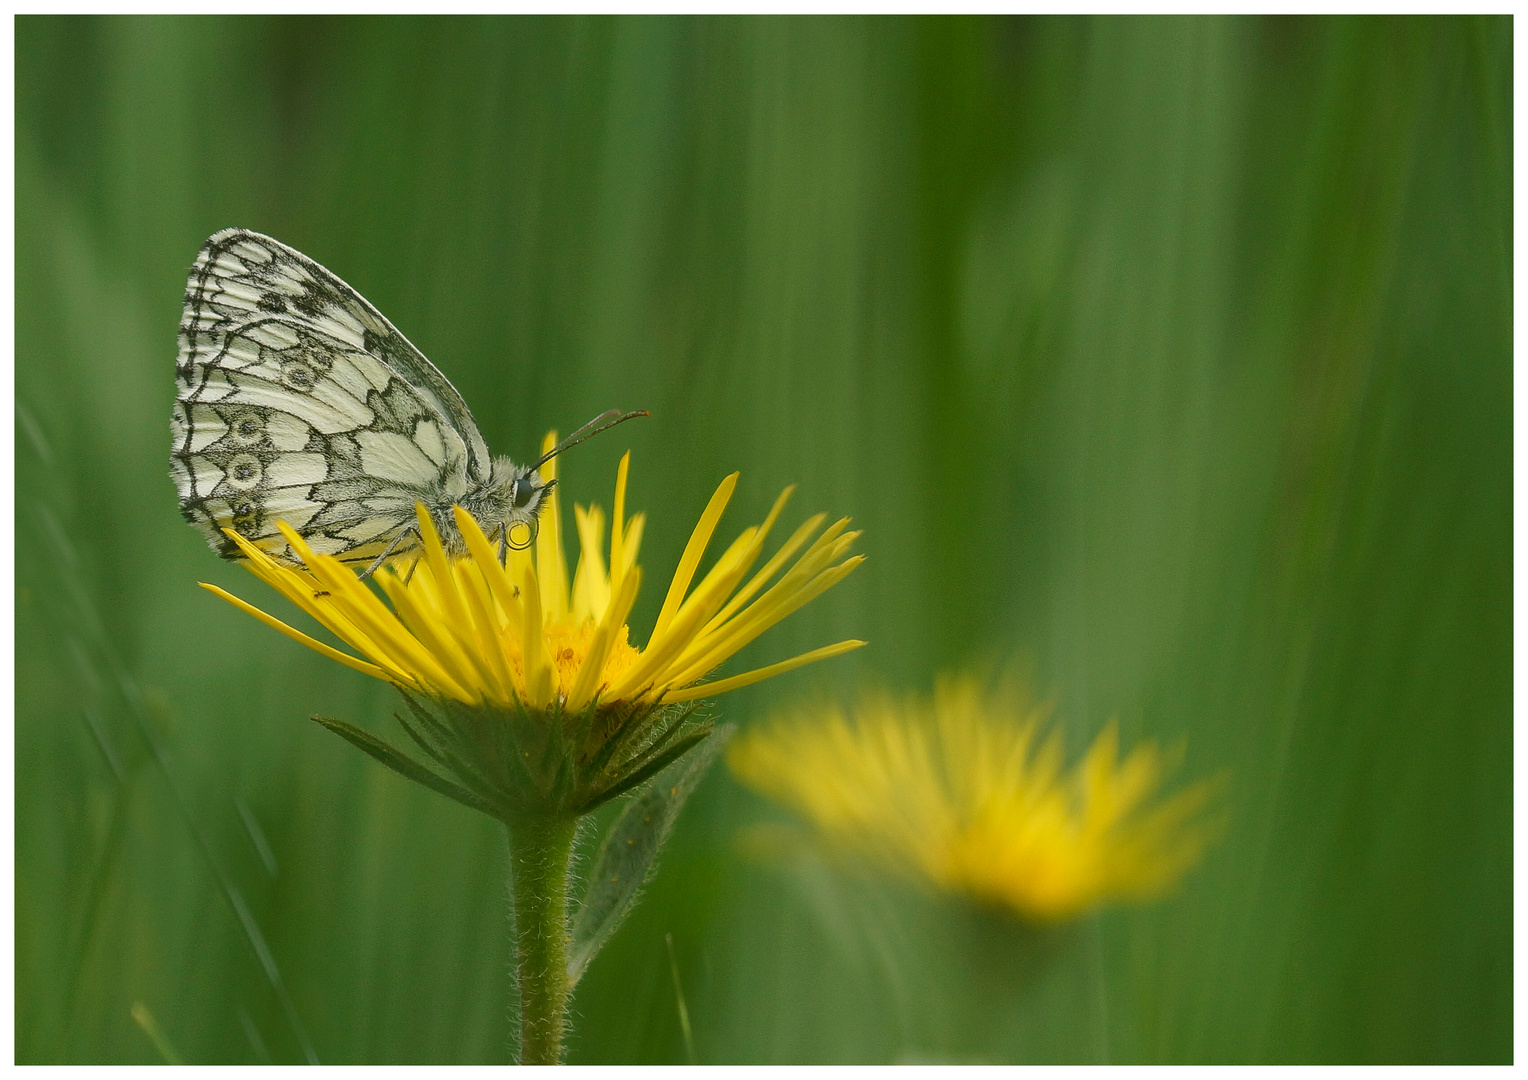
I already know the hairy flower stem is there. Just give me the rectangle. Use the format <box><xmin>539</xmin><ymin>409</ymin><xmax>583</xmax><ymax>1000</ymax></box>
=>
<box><xmin>508</xmin><ymin>816</ymin><xmax>579</xmax><ymax>1064</ymax></box>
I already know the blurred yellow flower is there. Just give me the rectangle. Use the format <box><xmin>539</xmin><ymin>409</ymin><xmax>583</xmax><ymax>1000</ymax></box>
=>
<box><xmin>203</xmin><ymin>434</ymin><xmax>866</xmax><ymax>715</ymax></box>
<box><xmin>729</xmin><ymin>671</ymin><xmax>1220</xmax><ymax>922</ymax></box>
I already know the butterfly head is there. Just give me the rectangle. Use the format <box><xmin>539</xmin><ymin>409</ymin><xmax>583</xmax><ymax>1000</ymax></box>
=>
<box><xmin>476</xmin><ymin>456</ymin><xmax>553</xmax><ymax>550</ymax></box>
<box><xmin>475</xmin><ymin>409</ymin><xmax>648</xmax><ymax>551</ymax></box>
<box><xmin>447</xmin><ymin>410</ymin><xmax>650</xmax><ymax>559</ymax></box>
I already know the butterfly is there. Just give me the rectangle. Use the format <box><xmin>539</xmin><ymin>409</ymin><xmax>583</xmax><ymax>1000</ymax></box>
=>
<box><xmin>171</xmin><ymin>228</ymin><xmax>643</xmax><ymax>576</ymax></box>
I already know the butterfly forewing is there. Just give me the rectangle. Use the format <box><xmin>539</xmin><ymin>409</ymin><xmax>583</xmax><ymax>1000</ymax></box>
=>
<box><xmin>172</xmin><ymin>229</ymin><xmax>491</xmax><ymax>565</ymax></box>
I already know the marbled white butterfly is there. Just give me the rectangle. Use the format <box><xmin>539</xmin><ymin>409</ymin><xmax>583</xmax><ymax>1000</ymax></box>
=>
<box><xmin>171</xmin><ymin>228</ymin><xmax>643</xmax><ymax>575</ymax></box>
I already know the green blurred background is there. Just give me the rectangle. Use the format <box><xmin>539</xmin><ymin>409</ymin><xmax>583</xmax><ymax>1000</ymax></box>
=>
<box><xmin>16</xmin><ymin>15</ymin><xmax>1510</xmax><ymax>1063</ymax></box>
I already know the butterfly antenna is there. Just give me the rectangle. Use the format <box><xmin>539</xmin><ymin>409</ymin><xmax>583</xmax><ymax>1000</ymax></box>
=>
<box><xmin>531</xmin><ymin>409</ymin><xmax>650</xmax><ymax>470</ymax></box>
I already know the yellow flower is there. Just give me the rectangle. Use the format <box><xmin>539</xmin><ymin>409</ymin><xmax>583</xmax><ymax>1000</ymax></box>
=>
<box><xmin>729</xmin><ymin>671</ymin><xmax>1220</xmax><ymax>922</ymax></box>
<box><xmin>206</xmin><ymin>435</ymin><xmax>864</xmax><ymax>710</ymax></box>
<box><xmin>203</xmin><ymin>434</ymin><xmax>865</xmax><ymax>819</ymax></box>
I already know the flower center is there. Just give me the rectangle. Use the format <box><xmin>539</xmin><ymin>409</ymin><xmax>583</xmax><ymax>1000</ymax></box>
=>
<box><xmin>519</xmin><ymin>617</ymin><xmax>643</xmax><ymax>705</ymax></box>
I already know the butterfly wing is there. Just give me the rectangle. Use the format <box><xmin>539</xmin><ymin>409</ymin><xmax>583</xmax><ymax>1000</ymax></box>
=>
<box><xmin>171</xmin><ymin>228</ymin><xmax>489</xmax><ymax>565</ymax></box>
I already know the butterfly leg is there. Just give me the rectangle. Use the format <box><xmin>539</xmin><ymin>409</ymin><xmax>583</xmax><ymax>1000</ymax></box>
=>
<box><xmin>359</xmin><ymin>526</ymin><xmax>419</xmax><ymax>580</ymax></box>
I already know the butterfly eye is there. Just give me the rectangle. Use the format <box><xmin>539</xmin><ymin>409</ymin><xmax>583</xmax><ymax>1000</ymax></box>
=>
<box><xmin>512</xmin><ymin>476</ymin><xmax>538</xmax><ymax>509</ymax></box>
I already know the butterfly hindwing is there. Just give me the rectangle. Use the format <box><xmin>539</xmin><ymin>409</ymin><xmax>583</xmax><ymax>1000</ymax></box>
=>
<box><xmin>172</xmin><ymin>228</ymin><xmax>487</xmax><ymax>565</ymax></box>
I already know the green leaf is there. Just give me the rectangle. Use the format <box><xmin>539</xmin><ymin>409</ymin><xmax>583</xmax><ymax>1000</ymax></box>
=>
<box><xmin>311</xmin><ymin>715</ymin><xmax>502</xmax><ymax>821</ymax></box>
<box><xmin>567</xmin><ymin>725</ymin><xmax>733</xmax><ymax>986</ymax></box>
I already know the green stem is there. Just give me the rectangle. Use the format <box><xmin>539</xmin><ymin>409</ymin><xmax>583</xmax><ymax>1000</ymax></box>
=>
<box><xmin>507</xmin><ymin>816</ymin><xmax>579</xmax><ymax>1065</ymax></box>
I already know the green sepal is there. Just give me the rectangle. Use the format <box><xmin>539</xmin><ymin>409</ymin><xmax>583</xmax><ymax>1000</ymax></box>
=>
<box><xmin>582</xmin><ymin>700</ymin><xmax>697</xmax><ymax>788</ymax></box>
<box><xmin>395</xmin><ymin>697</ymin><xmax>514</xmax><ymax>814</ymax></box>
<box><xmin>567</xmin><ymin>725</ymin><xmax>733</xmax><ymax>985</ymax></box>
<box><xmin>582</xmin><ymin>725</ymin><xmax>712</xmax><ymax>814</ymax></box>
<box><xmin>311</xmin><ymin>714</ymin><xmax>500</xmax><ymax>819</ymax></box>
<box><xmin>318</xmin><ymin>690</ymin><xmax>715</xmax><ymax>825</ymax></box>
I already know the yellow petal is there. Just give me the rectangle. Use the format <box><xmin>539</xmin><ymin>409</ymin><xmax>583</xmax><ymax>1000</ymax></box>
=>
<box><xmin>660</xmin><ymin>639</ymin><xmax>866</xmax><ymax>703</ymax></box>
<box><xmin>536</xmin><ymin>431</ymin><xmax>569</xmax><ymax>620</ymax></box>
<box><xmin>610</xmin><ymin>451</ymin><xmax>630</xmax><ymax>595</ymax></box>
<box><xmin>700</xmin><ymin>511</ymin><xmax>823</xmax><ymax>640</ymax></box>
<box><xmin>199</xmin><ymin>582</ymin><xmax>399</xmax><ymax>686</ymax></box>
<box><xmin>650</xmin><ymin>472</ymin><xmax>737</xmax><ymax>646</ymax></box>
<box><xmin>572</xmin><ymin>503</ymin><xmax>610</xmax><ymax>623</ymax></box>
<box><xmin>270</xmin><ymin>523</ymin><xmax>466</xmax><ymax>693</ymax></box>
<box><xmin>403</xmin><ymin>506</ymin><xmax>501</xmax><ymax>697</ymax></box>
<box><xmin>607</xmin><ymin>540</ymin><xmax>757</xmax><ymax>700</ymax></box>
<box><xmin>521</xmin><ymin>563</ymin><xmax>553</xmax><ymax>708</ymax></box>
<box><xmin>670</xmin><ymin>525</ymin><xmax>758</xmax><ymax>630</ymax></box>
<box><xmin>453</xmin><ymin>505</ymin><xmax>525</xmax><ymax>652</ymax></box>
<box><xmin>450</xmin><ymin>554</ymin><xmax>516</xmax><ymax>707</ymax></box>
<box><xmin>371</xmin><ymin>570</ymin><xmax>484</xmax><ymax>703</ymax></box>
<box><xmin>619</xmin><ymin>514</ymin><xmax>645</xmax><ymax>579</ymax></box>
<box><xmin>565</xmin><ymin>565</ymin><xmax>642</xmax><ymax>712</ymax></box>
<box><xmin>668</xmin><ymin>552</ymin><xmax>865</xmax><ymax>687</ymax></box>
